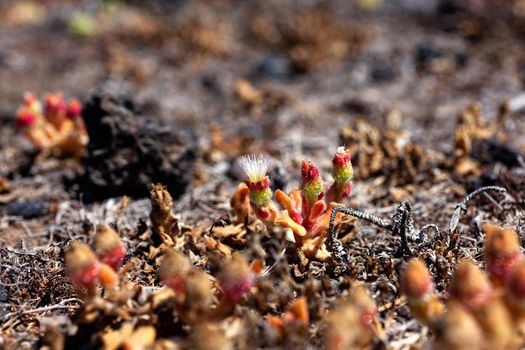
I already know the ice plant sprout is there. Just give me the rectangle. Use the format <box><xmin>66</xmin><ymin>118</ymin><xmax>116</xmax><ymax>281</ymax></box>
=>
<box><xmin>65</xmin><ymin>241</ymin><xmax>118</xmax><ymax>298</ymax></box>
<box><xmin>400</xmin><ymin>224</ymin><xmax>525</xmax><ymax>349</ymax></box>
<box><xmin>65</xmin><ymin>228</ymin><xmax>126</xmax><ymax>298</ymax></box>
<box><xmin>400</xmin><ymin>258</ymin><xmax>443</xmax><ymax>325</ymax></box>
<box><xmin>15</xmin><ymin>91</ymin><xmax>88</xmax><ymax>158</ymax></box>
<box><xmin>233</xmin><ymin>148</ymin><xmax>354</xmax><ymax>261</ymax></box>
<box><xmin>91</xmin><ymin>224</ymin><xmax>127</xmax><ymax>270</ymax></box>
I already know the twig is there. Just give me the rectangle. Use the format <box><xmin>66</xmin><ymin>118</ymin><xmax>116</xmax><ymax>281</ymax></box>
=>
<box><xmin>328</xmin><ymin>206</ymin><xmax>392</xmax><ymax>241</ymax></box>
<box><xmin>391</xmin><ymin>201</ymin><xmax>414</xmax><ymax>257</ymax></box>
<box><xmin>327</xmin><ymin>206</ymin><xmax>393</xmax><ymax>274</ymax></box>
<box><xmin>2</xmin><ymin>298</ymin><xmax>81</xmax><ymax>320</ymax></box>
<box><xmin>448</xmin><ymin>186</ymin><xmax>506</xmax><ymax>234</ymax></box>
<box><xmin>325</xmin><ymin>186</ymin><xmax>506</xmax><ymax>264</ymax></box>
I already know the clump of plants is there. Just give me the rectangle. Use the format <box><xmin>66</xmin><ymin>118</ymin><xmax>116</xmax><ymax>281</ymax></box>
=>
<box><xmin>231</xmin><ymin>147</ymin><xmax>353</xmax><ymax>261</ymax></box>
<box><xmin>65</xmin><ymin>214</ymin><xmax>261</xmax><ymax>348</ymax></box>
<box><xmin>16</xmin><ymin>92</ymin><xmax>88</xmax><ymax>157</ymax></box>
<box><xmin>401</xmin><ymin>223</ymin><xmax>525</xmax><ymax>349</ymax></box>
<box><xmin>58</xmin><ymin>147</ymin><xmax>518</xmax><ymax>350</ymax></box>
<box><xmin>65</xmin><ymin>224</ymin><xmax>126</xmax><ymax>298</ymax></box>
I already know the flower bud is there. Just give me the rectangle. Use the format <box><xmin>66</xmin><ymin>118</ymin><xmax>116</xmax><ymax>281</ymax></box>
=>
<box><xmin>23</xmin><ymin>92</ymin><xmax>42</xmax><ymax>115</ymax></box>
<box><xmin>218</xmin><ymin>254</ymin><xmax>254</xmax><ymax>302</ymax></box>
<box><xmin>400</xmin><ymin>259</ymin><xmax>443</xmax><ymax>324</ymax></box>
<box><xmin>401</xmin><ymin>259</ymin><xmax>433</xmax><ymax>297</ymax></box>
<box><xmin>238</xmin><ymin>154</ymin><xmax>273</xmax><ymax>209</ymax></box>
<box><xmin>300</xmin><ymin>160</ymin><xmax>325</xmax><ymax>205</ymax></box>
<box><xmin>159</xmin><ymin>249</ymin><xmax>191</xmax><ymax>293</ymax></box>
<box><xmin>65</xmin><ymin>241</ymin><xmax>100</xmax><ymax>291</ymax></box>
<box><xmin>324</xmin><ymin>287</ymin><xmax>376</xmax><ymax>350</ymax></box>
<box><xmin>44</xmin><ymin>92</ymin><xmax>67</xmax><ymax>128</ymax></box>
<box><xmin>253</xmin><ymin>204</ymin><xmax>279</xmax><ymax>222</ymax></box>
<box><xmin>66</xmin><ymin>98</ymin><xmax>82</xmax><ymax>119</ymax></box>
<box><xmin>449</xmin><ymin>260</ymin><xmax>493</xmax><ymax>311</ymax></box>
<box><xmin>16</xmin><ymin>108</ymin><xmax>37</xmax><ymax>128</ymax></box>
<box><xmin>44</xmin><ymin>92</ymin><xmax>66</xmax><ymax>115</ymax></box>
<box><xmin>432</xmin><ymin>302</ymin><xmax>483</xmax><ymax>350</ymax></box>
<box><xmin>332</xmin><ymin>147</ymin><xmax>353</xmax><ymax>185</ymax></box>
<box><xmin>247</xmin><ymin>177</ymin><xmax>272</xmax><ymax>208</ymax></box>
<box><xmin>326</xmin><ymin>147</ymin><xmax>353</xmax><ymax>203</ymax></box>
<box><xmin>91</xmin><ymin>224</ymin><xmax>127</xmax><ymax>270</ymax></box>
<box><xmin>483</xmin><ymin>223</ymin><xmax>522</xmax><ymax>285</ymax></box>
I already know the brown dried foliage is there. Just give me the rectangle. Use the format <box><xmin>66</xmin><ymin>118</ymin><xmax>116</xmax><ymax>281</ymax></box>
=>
<box><xmin>340</xmin><ymin>118</ymin><xmax>434</xmax><ymax>185</ymax></box>
<box><xmin>250</xmin><ymin>7</ymin><xmax>369</xmax><ymax>71</ymax></box>
<box><xmin>150</xmin><ymin>184</ymin><xmax>179</xmax><ymax>246</ymax></box>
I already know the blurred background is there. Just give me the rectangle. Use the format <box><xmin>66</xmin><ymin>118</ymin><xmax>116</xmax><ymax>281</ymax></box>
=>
<box><xmin>1</xmin><ymin>0</ymin><xmax>525</xmax><ymax>172</ymax></box>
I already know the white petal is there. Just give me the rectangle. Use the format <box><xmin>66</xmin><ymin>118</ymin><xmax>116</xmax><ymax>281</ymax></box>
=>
<box><xmin>238</xmin><ymin>154</ymin><xmax>271</xmax><ymax>182</ymax></box>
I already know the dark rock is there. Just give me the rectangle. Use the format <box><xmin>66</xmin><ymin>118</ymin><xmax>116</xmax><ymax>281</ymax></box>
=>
<box><xmin>472</xmin><ymin>138</ymin><xmax>523</xmax><ymax>168</ymax></box>
<box><xmin>2</xmin><ymin>201</ymin><xmax>49</xmax><ymax>219</ymax></box>
<box><xmin>250</xmin><ymin>54</ymin><xmax>292</xmax><ymax>80</ymax></box>
<box><xmin>455</xmin><ymin>52</ymin><xmax>468</xmax><ymax>67</ymax></box>
<box><xmin>72</xmin><ymin>81</ymin><xmax>198</xmax><ymax>202</ymax></box>
<box><xmin>200</xmin><ymin>74</ymin><xmax>222</xmax><ymax>94</ymax></box>
<box><xmin>415</xmin><ymin>45</ymin><xmax>444</xmax><ymax>67</ymax></box>
<box><xmin>338</xmin><ymin>98</ymin><xmax>371</xmax><ymax>115</ymax></box>
<box><xmin>370</xmin><ymin>61</ymin><xmax>397</xmax><ymax>83</ymax></box>
<box><xmin>437</xmin><ymin>0</ymin><xmax>465</xmax><ymax>15</ymax></box>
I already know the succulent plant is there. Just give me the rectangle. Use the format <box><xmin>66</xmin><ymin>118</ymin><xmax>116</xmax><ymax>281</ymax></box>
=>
<box><xmin>400</xmin><ymin>224</ymin><xmax>524</xmax><ymax>349</ymax></box>
<box><xmin>232</xmin><ymin>147</ymin><xmax>353</xmax><ymax>261</ymax></box>
<box><xmin>65</xmin><ymin>228</ymin><xmax>126</xmax><ymax>298</ymax></box>
<box><xmin>15</xmin><ymin>91</ymin><xmax>88</xmax><ymax>157</ymax></box>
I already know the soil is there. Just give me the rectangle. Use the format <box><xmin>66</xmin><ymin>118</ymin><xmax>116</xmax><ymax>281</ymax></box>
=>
<box><xmin>0</xmin><ymin>0</ymin><xmax>525</xmax><ymax>349</ymax></box>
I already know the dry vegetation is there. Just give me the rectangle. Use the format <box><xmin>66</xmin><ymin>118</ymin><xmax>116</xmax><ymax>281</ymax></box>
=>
<box><xmin>1</xmin><ymin>1</ymin><xmax>525</xmax><ymax>349</ymax></box>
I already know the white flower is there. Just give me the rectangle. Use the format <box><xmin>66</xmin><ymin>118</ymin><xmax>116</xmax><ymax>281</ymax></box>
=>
<box><xmin>238</xmin><ymin>154</ymin><xmax>271</xmax><ymax>182</ymax></box>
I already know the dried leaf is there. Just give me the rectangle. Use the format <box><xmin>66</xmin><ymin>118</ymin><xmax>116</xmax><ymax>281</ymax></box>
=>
<box><xmin>204</xmin><ymin>236</ymin><xmax>232</xmax><ymax>259</ymax></box>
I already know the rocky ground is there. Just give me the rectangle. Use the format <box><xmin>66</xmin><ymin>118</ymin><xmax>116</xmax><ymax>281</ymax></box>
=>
<box><xmin>1</xmin><ymin>1</ymin><xmax>525</xmax><ymax>349</ymax></box>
